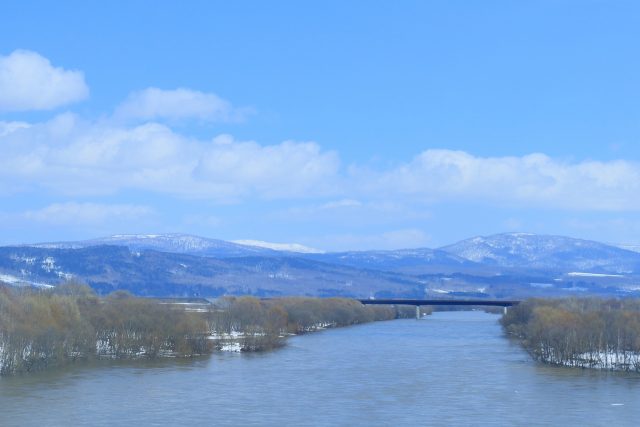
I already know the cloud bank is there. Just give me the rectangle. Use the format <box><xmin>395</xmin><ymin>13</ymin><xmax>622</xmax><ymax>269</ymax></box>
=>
<box><xmin>2</xmin><ymin>50</ymin><xmax>640</xmax><ymax>246</ymax></box>
<box><xmin>0</xmin><ymin>50</ymin><xmax>89</xmax><ymax>112</ymax></box>
<box><xmin>0</xmin><ymin>115</ymin><xmax>340</xmax><ymax>200</ymax></box>
<box><xmin>368</xmin><ymin>150</ymin><xmax>640</xmax><ymax>211</ymax></box>
<box><xmin>2</xmin><ymin>112</ymin><xmax>640</xmax><ymax>211</ymax></box>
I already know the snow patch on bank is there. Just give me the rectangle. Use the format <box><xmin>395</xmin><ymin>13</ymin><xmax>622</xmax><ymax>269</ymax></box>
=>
<box><xmin>0</xmin><ymin>273</ymin><xmax>53</xmax><ymax>288</ymax></box>
<box><xmin>554</xmin><ymin>351</ymin><xmax>640</xmax><ymax>371</ymax></box>
<box><xmin>220</xmin><ymin>342</ymin><xmax>242</xmax><ymax>352</ymax></box>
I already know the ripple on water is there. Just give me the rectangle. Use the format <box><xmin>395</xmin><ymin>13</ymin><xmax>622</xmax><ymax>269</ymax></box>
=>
<box><xmin>0</xmin><ymin>311</ymin><xmax>638</xmax><ymax>427</ymax></box>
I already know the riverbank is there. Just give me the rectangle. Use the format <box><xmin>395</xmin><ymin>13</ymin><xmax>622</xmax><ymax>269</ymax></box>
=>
<box><xmin>205</xmin><ymin>296</ymin><xmax>422</xmax><ymax>352</ymax></box>
<box><xmin>4</xmin><ymin>311</ymin><xmax>639</xmax><ymax>427</ymax></box>
<box><xmin>501</xmin><ymin>298</ymin><xmax>640</xmax><ymax>372</ymax></box>
<box><xmin>0</xmin><ymin>284</ymin><xmax>420</xmax><ymax>375</ymax></box>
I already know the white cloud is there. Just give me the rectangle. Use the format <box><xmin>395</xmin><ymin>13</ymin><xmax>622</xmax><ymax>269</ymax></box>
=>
<box><xmin>193</xmin><ymin>136</ymin><xmax>340</xmax><ymax>199</ymax></box>
<box><xmin>0</xmin><ymin>115</ymin><xmax>340</xmax><ymax>200</ymax></box>
<box><xmin>368</xmin><ymin>149</ymin><xmax>640</xmax><ymax>211</ymax></box>
<box><xmin>114</xmin><ymin>87</ymin><xmax>248</xmax><ymax>122</ymax></box>
<box><xmin>0</xmin><ymin>121</ymin><xmax>31</xmax><ymax>137</ymax></box>
<box><xmin>3</xmin><ymin>81</ymin><xmax>640</xmax><ymax>213</ymax></box>
<box><xmin>22</xmin><ymin>202</ymin><xmax>153</xmax><ymax>226</ymax></box>
<box><xmin>0</xmin><ymin>50</ymin><xmax>89</xmax><ymax>112</ymax></box>
<box><xmin>4</xmin><ymin>114</ymin><xmax>640</xmax><ymax>212</ymax></box>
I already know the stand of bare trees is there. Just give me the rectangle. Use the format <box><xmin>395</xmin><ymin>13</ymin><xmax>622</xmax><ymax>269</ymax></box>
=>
<box><xmin>501</xmin><ymin>298</ymin><xmax>640</xmax><ymax>371</ymax></box>
<box><xmin>206</xmin><ymin>297</ymin><xmax>419</xmax><ymax>351</ymax></box>
<box><xmin>0</xmin><ymin>284</ymin><xmax>419</xmax><ymax>375</ymax></box>
<box><xmin>0</xmin><ymin>284</ymin><xmax>210</xmax><ymax>375</ymax></box>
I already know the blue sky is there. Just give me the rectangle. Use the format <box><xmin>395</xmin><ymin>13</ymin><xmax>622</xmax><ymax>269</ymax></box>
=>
<box><xmin>1</xmin><ymin>1</ymin><xmax>639</xmax><ymax>250</ymax></box>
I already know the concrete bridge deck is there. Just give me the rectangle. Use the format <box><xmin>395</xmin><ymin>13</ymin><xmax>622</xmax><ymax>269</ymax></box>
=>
<box><xmin>358</xmin><ymin>299</ymin><xmax>521</xmax><ymax>318</ymax></box>
<box><xmin>358</xmin><ymin>299</ymin><xmax>520</xmax><ymax>307</ymax></box>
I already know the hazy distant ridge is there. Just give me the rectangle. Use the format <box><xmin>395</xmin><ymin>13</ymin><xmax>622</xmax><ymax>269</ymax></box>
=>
<box><xmin>440</xmin><ymin>232</ymin><xmax>640</xmax><ymax>274</ymax></box>
<box><xmin>3</xmin><ymin>232</ymin><xmax>640</xmax><ymax>298</ymax></box>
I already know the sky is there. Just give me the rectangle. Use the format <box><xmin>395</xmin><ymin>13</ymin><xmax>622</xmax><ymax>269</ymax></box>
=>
<box><xmin>0</xmin><ymin>0</ymin><xmax>639</xmax><ymax>250</ymax></box>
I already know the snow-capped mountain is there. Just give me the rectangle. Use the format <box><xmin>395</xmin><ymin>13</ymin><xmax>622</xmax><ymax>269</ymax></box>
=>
<box><xmin>3</xmin><ymin>232</ymin><xmax>640</xmax><ymax>298</ymax></box>
<box><xmin>0</xmin><ymin>245</ymin><xmax>428</xmax><ymax>298</ymax></box>
<box><xmin>232</xmin><ymin>240</ymin><xmax>325</xmax><ymax>254</ymax></box>
<box><xmin>440</xmin><ymin>233</ymin><xmax>640</xmax><ymax>274</ymax></box>
<box><xmin>30</xmin><ymin>234</ymin><xmax>280</xmax><ymax>258</ymax></box>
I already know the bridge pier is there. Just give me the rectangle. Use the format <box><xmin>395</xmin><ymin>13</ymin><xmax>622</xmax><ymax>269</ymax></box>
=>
<box><xmin>416</xmin><ymin>305</ymin><xmax>421</xmax><ymax>320</ymax></box>
<box><xmin>503</xmin><ymin>306</ymin><xmax>508</xmax><ymax>315</ymax></box>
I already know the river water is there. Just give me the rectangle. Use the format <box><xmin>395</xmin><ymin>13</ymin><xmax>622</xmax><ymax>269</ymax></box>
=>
<box><xmin>1</xmin><ymin>311</ymin><xmax>638</xmax><ymax>426</ymax></box>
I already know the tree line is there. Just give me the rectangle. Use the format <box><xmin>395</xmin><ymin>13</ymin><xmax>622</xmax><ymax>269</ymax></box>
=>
<box><xmin>0</xmin><ymin>283</ymin><xmax>420</xmax><ymax>375</ymax></box>
<box><xmin>207</xmin><ymin>296</ymin><xmax>420</xmax><ymax>351</ymax></box>
<box><xmin>501</xmin><ymin>298</ymin><xmax>640</xmax><ymax>371</ymax></box>
<box><xmin>0</xmin><ymin>283</ymin><xmax>210</xmax><ymax>374</ymax></box>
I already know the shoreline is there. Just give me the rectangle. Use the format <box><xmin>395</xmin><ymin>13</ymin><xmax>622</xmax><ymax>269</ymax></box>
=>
<box><xmin>501</xmin><ymin>298</ymin><xmax>640</xmax><ymax>373</ymax></box>
<box><xmin>0</xmin><ymin>291</ymin><xmax>419</xmax><ymax>375</ymax></box>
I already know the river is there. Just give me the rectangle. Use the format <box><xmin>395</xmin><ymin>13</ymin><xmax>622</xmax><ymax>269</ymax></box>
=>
<box><xmin>1</xmin><ymin>311</ymin><xmax>638</xmax><ymax>426</ymax></box>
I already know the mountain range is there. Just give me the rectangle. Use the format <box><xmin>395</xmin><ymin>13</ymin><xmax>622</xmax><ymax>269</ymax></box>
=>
<box><xmin>2</xmin><ymin>232</ymin><xmax>640</xmax><ymax>299</ymax></box>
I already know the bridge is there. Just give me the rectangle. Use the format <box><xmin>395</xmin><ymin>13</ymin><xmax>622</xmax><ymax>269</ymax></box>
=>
<box><xmin>358</xmin><ymin>299</ymin><xmax>521</xmax><ymax>319</ymax></box>
<box><xmin>153</xmin><ymin>297</ymin><xmax>521</xmax><ymax>319</ymax></box>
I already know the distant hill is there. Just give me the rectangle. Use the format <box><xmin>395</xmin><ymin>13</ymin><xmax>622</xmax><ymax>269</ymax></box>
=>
<box><xmin>30</xmin><ymin>234</ymin><xmax>281</xmax><ymax>258</ymax></box>
<box><xmin>0</xmin><ymin>245</ymin><xmax>427</xmax><ymax>298</ymax></box>
<box><xmin>306</xmin><ymin>248</ymin><xmax>484</xmax><ymax>275</ymax></box>
<box><xmin>439</xmin><ymin>232</ymin><xmax>640</xmax><ymax>274</ymax></box>
<box><xmin>232</xmin><ymin>239</ymin><xmax>324</xmax><ymax>254</ymax></box>
<box><xmin>3</xmin><ymin>232</ymin><xmax>640</xmax><ymax>299</ymax></box>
